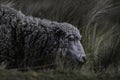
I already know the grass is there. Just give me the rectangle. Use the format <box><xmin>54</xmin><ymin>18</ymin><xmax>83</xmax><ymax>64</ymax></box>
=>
<box><xmin>82</xmin><ymin>24</ymin><xmax>120</xmax><ymax>70</ymax></box>
<box><xmin>0</xmin><ymin>69</ymin><xmax>97</xmax><ymax>80</ymax></box>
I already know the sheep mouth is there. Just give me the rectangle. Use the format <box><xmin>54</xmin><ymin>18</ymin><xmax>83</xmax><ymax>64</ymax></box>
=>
<box><xmin>65</xmin><ymin>55</ymin><xmax>86</xmax><ymax>65</ymax></box>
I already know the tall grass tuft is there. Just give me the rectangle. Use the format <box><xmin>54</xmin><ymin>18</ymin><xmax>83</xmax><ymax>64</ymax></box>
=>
<box><xmin>81</xmin><ymin>23</ymin><xmax>120</xmax><ymax>72</ymax></box>
<box><xmin>82</xmin><ymin>0</ymin><xmax>120</xmax><ymax>73</ymax></box>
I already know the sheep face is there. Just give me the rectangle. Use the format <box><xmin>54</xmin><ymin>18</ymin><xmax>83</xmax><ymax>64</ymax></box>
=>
<box><xmin>57</xmin><ymin>23</ymin><xmax>86</xmax><ymax>64</ymax></box>
<box><xmin>64</xmin><ymin>34</ymin><xmax>86</xmax><ymax>64</ymax></box>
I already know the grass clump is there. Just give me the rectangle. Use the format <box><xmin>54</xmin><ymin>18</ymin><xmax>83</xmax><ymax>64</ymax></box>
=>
<box><xmin>0</xmin><ymin>69</ymin><xmax>97</xmax><ymax>80</ymax></box>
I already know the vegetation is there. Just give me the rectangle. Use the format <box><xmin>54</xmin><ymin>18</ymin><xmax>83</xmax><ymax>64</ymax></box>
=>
<box><xmin>0</xmin><ymin>0</ymin><xmax>120</xmax><ymax>80</ymax></box>
<box><xmin>0</xmin><ymin>69</ymin><xmax>97</xmax><ymax>80</ymax></box>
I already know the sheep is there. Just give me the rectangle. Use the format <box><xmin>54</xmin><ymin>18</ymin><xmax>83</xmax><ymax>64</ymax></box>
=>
<box><xmin>0</xmin><ymin>4</ymin><xmax>86</xmax><ymax>69</ymax></box>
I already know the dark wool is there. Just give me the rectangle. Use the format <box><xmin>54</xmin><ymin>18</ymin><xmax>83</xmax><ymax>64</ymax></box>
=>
<box><xmin>0</xmin><ymin>5</ymin><xmax>80</xmax><ymax>69</ymax></box>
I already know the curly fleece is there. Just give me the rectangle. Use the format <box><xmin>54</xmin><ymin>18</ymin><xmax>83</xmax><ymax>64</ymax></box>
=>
<box><xmin>0</xmin><ymin>5</ymin><xmax>80</xmax><ymax>69</ymax></box>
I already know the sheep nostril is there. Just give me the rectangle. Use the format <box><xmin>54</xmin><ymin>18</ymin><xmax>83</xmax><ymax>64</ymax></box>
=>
<box><xmin>82</xmin><ymin>56</ymin><xmax>86</xmax><ymax>63</ymax></box>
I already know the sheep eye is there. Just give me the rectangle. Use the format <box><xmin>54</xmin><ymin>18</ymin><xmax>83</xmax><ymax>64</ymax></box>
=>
<box><xmin>68</xmin><ymin>35</ymin><xmax>75</xmax><ymax>41</ymax></box>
